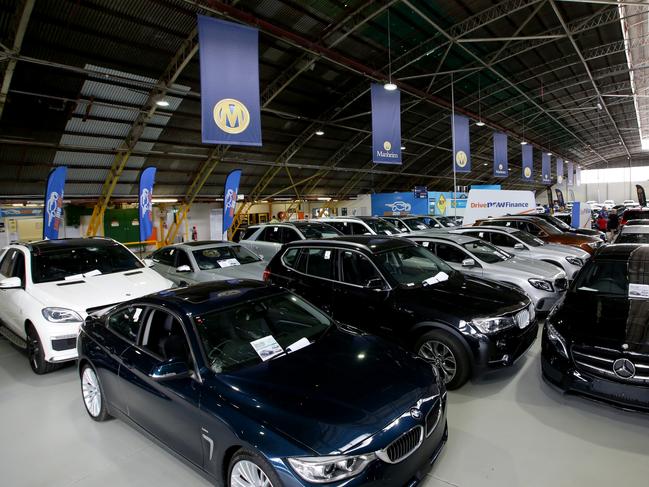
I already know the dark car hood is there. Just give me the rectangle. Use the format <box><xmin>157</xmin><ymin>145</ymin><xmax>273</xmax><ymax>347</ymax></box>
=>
<box><xmin>394</xmin><ymin>273</ymin><xmax>528</xmax><ymax>321</ymax></box>
<box><xmin>213</xmin><ymin>328</ymin><xmax>436</xmax><ymax>455</ymax></box>
<box><xmin>570</xmin><ymin>228</ymin><xmax>602</xmax><ymax>237</ymax></box>
<box><xmin>557</xmin><ymin>292</ymin><xmax>649</xmax><ymax>353</ymax></box>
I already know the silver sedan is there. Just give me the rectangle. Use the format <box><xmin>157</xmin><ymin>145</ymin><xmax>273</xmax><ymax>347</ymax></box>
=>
<box><xmin>450</xmin><ymin>226</ymin><xmax>589</xmax><ymax>279</ymax></box>
<box><xmin>147</xmin><ymin>241</ymin><xmax>266</xmax><ymax>286</ymax></box>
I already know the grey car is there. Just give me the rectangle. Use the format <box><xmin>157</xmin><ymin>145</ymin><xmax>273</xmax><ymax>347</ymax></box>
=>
<box><xmin>450</xmin><ymin>226</ymin><xmax>589</xmax><ymax>279</ymax></box>
<box><xmin>316</xmin><ymin>216</ymin><xmax>402</xmax><ymax>236</ymax></box>
<box><xmin>406</xmin><ymin>232</ymin><xmax>567</xmax><ymax>312</ymax></box>
<box><xmin>381</xmin><ymin>216</ymin><xmax>434</xmax><ymax>233</ymax></box>
<box><xmin>239</xmin><ymin>221</ymin><xmax>342</xmax><ymax>261</ymax></box>
<box><xmin>613</xmin><ymin>224</ymin><xmax>649</xmax><ymax>244</ymax></box>
<box><xmin>148</xmin><ymin>241</ymin><xmax>266</xmax><ymax>285</ymax></box>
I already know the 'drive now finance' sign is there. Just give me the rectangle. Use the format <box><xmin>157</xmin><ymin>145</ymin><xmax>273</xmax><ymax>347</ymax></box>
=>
<box><xmin>462</xmin><ymin>189</ymin><xmax>536</xmax><ymax>225</ymax></box>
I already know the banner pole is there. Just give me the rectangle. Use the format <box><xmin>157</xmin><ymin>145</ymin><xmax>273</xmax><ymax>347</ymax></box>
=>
<box><xmin>451</xmin><ymin>73</ymin><xmax>457</xmax><ymax>220</ymax></box>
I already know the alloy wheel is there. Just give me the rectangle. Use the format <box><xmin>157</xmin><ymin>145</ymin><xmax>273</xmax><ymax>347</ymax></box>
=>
<box><xmin>230</xmin><ymin>460</ymin><xmax>274</xmax><ymax>487</ymax></box>
<box><xmin>82</xmin><ymin>367</ymin><xmax>102</xmax><ymax>418</ymax></box>
<box><xmin>27</xmin><ymin>334</ymin><xmax>40</xmax><ymax>370</ymax></box>
<box><xmin>418</xmin><ymin>340</ymin><xmax>457</xmax><ymax>384</ymax></box>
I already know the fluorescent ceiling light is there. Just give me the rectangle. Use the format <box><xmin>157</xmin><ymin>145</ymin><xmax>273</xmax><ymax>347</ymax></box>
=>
<box><xmin>547</xmin><ymin>152</ymin><xmax>552</xmax><ymax>156</ymax></box>
<box><xmin>315</xmin><ymin>129</ymin><xmax>325</xmax><ymax>136</ymax></box>
<box><xmin>475</xmin><ymin>121</ymin><xmax>485</xmax><ymax>127</ymax></box>
<box><xmin>156</xmin><ymin>99</ymin><xmax>170</xmax><ymax>107</ymax></box>
<box><xmin>317</xmin><ymin>197</ymin><xmax>332</xmax><ymax>201</ymax></box>
<box><xmin>152</xmin><ymin>198</ymin><xmax>177</xmax><ymax>203</ymax></box>
<box><xmin>400</xmin><ymin>146</ymin><xmax>406</xmax><ymax>150</ymax></box>
<box><xmin>520</xmin><ymin>140</ymin><xmax>528</xmax><ymax>145</ymax></box>
<box><xmin>384</xmin><ymin>82</ymin><xmax>397</xmax><ymax>91</ymax></box>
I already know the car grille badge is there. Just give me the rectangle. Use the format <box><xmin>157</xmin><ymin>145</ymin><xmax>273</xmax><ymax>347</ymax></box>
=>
<box><xmin>613</xmin><ymin>358</ymin><xmax>636</xmax><ymax>379</ymax></box>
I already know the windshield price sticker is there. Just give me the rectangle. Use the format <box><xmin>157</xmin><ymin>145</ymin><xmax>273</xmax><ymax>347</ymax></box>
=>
<box><xmin>324</xmin><ymin>250</ymin><xmax>331</xmax><ymax>260</ymax></box>
<box><xmin>629</xmin><ymin>283</ymin><xmax>649</xmax><ymax>299</ymax></box>
<box><xmin>423</xmin><ymin>271</ymin><xmax>449</xmax><ymax>286</ymax></box>
<box><xmin>250</xmin><ymin>335</ymin><xmax>284</xmax><ymax>361</ymax></box>
<box><xmin>217</xmin><ymin>258</ymin><xmax>240</xmax><ymax>268</ymax></box>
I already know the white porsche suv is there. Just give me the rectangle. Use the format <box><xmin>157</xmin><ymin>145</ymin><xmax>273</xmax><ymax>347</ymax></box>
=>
<box><xmin>0</xmin><ymin>238</ymin><xmax>172</xmax><ymax>374</ymax></box>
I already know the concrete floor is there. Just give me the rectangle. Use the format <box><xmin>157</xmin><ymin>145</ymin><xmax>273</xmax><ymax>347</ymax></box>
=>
<box><xmin>1</xmin><ymin>331</ymin><xmax>648</xmax><ymax>487</ymax></box>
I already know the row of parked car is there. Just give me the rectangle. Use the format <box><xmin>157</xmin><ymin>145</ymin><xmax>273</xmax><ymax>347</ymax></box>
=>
<box><xmin>0</xmin><ymin>210</ymin><xmax>644</xmax><ymax>487</ymax></box>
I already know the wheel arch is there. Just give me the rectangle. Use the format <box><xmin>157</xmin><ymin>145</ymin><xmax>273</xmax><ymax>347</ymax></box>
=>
<box><xmin>409</xmin><ymin>321</ymin><xmax>475</xmax><ymax>367</ymax></box>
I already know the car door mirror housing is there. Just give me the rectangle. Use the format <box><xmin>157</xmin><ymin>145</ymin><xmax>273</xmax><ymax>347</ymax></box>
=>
<box><xmin>365</xmin><ymin>277</ymin><xmax>385</xmax><ymax>290</ymax></box>
<box><xmin>462</xmin><ymin>258</ymin><xmax>476</xmax><ymax>268</ymax></box>
<box><xmin>143</xmin><ymin>258</ymin><xmax>155</xmax><ymax>267</ymax></box>
<box><xmin>0</xmin><ymin>276</ymin><xmax>21</xmax><ymax>289</ymax></box>
<box><xmin>514</xmin><ymin>243</ymin><xmax>525</xmax><ymax>250</ymax></box>
<box><xmin>150</xmin><ymin>358</ymin><xmax>192</xmax><ymax>381</ymax></box>
<box><xmin>176</xmin><ymin>265</ymin><xmax>192</xmax><ymax>273</ymax></box>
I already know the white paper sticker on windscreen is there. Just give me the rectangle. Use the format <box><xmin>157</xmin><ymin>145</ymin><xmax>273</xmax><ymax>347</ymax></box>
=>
<box><xmin>250</xmin><ymin>335</ymin><xmax>284</xmax><ymax>361</ymax></box>
<box><xmin>218</xmin><ymin>258</ymin><xmax>240</xmax><ymax>268</ymax></box>
<box><xmin>629</xmin><ymin>283</ymin><xmax>649</xmax><ymax>299</ymax></box>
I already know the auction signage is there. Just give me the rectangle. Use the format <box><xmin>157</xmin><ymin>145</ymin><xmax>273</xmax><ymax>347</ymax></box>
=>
<box><xmin>571</xmin><ymin>202</ymin><xmax>592</xmax><ymax>229</ymax></box>
<box><xmin>371</xmin><ymin>83</ymin><xmax>401</xmax><ymax>164</ymax></box>
<box><xmin>371</xmin><ymin>192</ymin><xmax>427</xmax><ymax>216</ymax></box>
<box><xmin>463</xmin><ymin>189</ymin><xmax>536</xmax><ymax>225</ymax></box>
<box><xmin>413</xmin><ymin>186</ymin><xmax>428</xmax><ymax>199</ymax></box>
<box><xmin>198</xmin><ymin>15</ymin><xmax>262</xmax><ymax>146</ymax></box>
<box><xmin>493</xmin><ymin>132</ymin><xmax>508</xmax><ymax>177</ymax></box>
<box><xmin>222</xmin><ymin>169</ymin><xmax>242</xmax><ymax>238</ymax></box>
<box><xmin>452</xmin><ymin>114</ymin><xmax>471</xmax><ymax>173</ymax></box>
<box><xmin>556</xmin><ymin>158</ymin><xmax>564</xmax><ymax>184</ymax></box>
<box><xmin>637</xmin><ymin>184</ymin><xmax>647</xmax><ymax>207</ymax></box>
<box><xmin>138</xmin><ymin>166</ymin><xmax>156</xmax><ymax>242</ymax></box>
<box><xmin>521</xmin><ymin>144</ymin><xmax>533</xmax><ymax>183</ymax></box>
<box><xmin>567</xmin><ymin>161</ymin><xmax>574</xmax><ymax>186</ymax></box>
<box><xmin>43</xmin><ymin>166</ymin><xmax>67</xmax><ymax>240</ymax></box>
<box><xmin>542</xmin><ymin>153</ymin><xmax>551</xmax><ymax>185</ymax></box>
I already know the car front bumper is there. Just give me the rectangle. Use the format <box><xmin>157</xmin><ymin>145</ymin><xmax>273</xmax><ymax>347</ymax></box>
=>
<box><xmin>473</xmin><ymin>319</ymin><xmax>538</xmax><ymax>374</ymax></box>
<box><xmin>38</xmin><ymin>320</ymin><xmax>81</xmax><ymax>363</ymax></box>
<box><xmin>524</xmin><ymin>286</ymin><xmax>565</xmax><ymax>312</ymax></box>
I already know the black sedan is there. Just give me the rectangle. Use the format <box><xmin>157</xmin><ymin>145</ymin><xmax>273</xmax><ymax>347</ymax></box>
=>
<box><xmin>542</xmin><ymin>244</ymin><xmax>649</xmax><ymax>411</ymax></box>
<box><xmin>264</xmin><ymin>236</ymin><xmax>538</xmax><ymax>389</ymax></box>
<box><xmin>77</xmin><ymin>280</ymin><xmax>447</xmax><ymax>486</ymax></box>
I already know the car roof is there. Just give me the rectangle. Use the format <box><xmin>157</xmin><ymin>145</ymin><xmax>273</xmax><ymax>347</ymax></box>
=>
<box><xmin>452</xmin><ymin>225</ymin><xmax>518</xmax><ymax>234</ymax></box>
<box><xmin>406</xmin><ymin>232</ymin><xmax>479</xmax><ymax>244</ymax></box>
<box><xmin>481</xmin><ymin>215</ymin><xmax>544</xmax><ymax>221</ymax></box>
<box><xmin>285</xmin><ymin>235</ymin><xmax>415</xmax><ymax>253</ymax></box>
<box><xmin>595</xmin><ymin>244</ymin><xmax>649</xmax><ymax>261</ymax></box>
<box><xmin>13</xmin><ymin>237</ymin><xmax>118</xmax><ymax>253</ymax></box>
<box><xmin>620</xmin><ymin>225</ymin><xmax>649</xmax><ymax>234</ymax></box>
<box><xmin>172</xmin><ymin>240</ymin><xmax>240</xmax><ymax>250</ymax></box>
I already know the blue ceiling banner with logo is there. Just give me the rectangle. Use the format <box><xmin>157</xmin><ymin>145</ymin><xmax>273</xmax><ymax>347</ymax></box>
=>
<box><xmin>198</xmin><ymin>15</ymin><xmax>261</xmax><ymax>146</ymax></box>
<box><xmin>493</xmin><ymin>131</ymin><xmax>508</xmax><ymax>178</ymax></box>
<box><xmin>556</xmin><ymin>158</ymin><xmax>564</xmax><ymax>184</ymax></box>
<box><xmin>452</xmin><ymin>114</ymin><xmax>471</xmax><ymax>173</ymax></box>
<box><xmin>371</xmin><ymin>83</ymin><xmax>401</xmax><ymax>164</ymax></box>
<box><xmin>567</xmin><ymin>161</ymin><xmax>574</xmax><ymax>186</ymax></box>
<box><xmin>138</xmin><ymin>166</ymin><xmax>156</xmax><ymax>242</ymax></box>
<box><xmin>541</xmin><ymin>153</ymin><xmax>551</xmax><ymax>185</ymax></box>
<box><xmin>223</xmin><ymin>169</ymin><xmax>242</xmax><ymax>236</ymax></box>
<box><xmin>555</xmin><ymin>188</ymin><xmax>565</xmax><ymax>207</ymax></box>
<box><xmin>43</xmin><ymin>166</ymin><xmax>67</xmax><ymax>240</ymax></box>
<box><xmin>576</xmin><ymin>166</ymin><xmax>581</xmax><ymax>186</ymax></box>
<box><xmin>521</xmin><ymin>144</ymin><xmax>533</xmax><ymax>182</ymax></box>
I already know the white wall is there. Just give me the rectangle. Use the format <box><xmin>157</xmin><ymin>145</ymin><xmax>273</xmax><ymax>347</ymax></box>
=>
<box><xmin>551</xmin><ymin>181</ymin><xmax>643</xmax><ymax>204</ymax></box>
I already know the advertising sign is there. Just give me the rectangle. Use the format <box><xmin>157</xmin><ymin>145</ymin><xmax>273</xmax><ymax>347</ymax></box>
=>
<box><xmin>413</xmin><ymin>186</ymin><xmax>428</xmax><ymax>199</ymax></box>
<box><xmin>43</xmin><ymin>166</ymin><xmax>67</xmax><ymax>240</ymax></box>
<box><xmin>571</xmin><ymin>202</ymin><xmax>592</xmax><ymax>229</ymax></box>
<box><xmin>493</xmin><ymin>132</ymin><xmax>508</xmax><ymax>178</ymax></box>
<box><xmin>463</xmin><ymin>189</ymin><xmax>536</xmax><ymax>225</ymax></box>
<box><xmin>521</xmin><ymin>144</ymin><xmax>533</xmax><ymax>182</ymax></box>
<box><xmin>427</xmin><ymin>191</ymin><xmax>468</xmax><ymax>215</ymax></box>
<box><xmin>542</xmin><ymin>153</ymin><xmax>551</xmax><ymax>185</ymax></box>
<box><xmin>371</xmin><ymin>192</ymin><xmax>427</xmax><ymax>216</ymax></box>
<box><xmin>637</xmin><ymin>184</ymin><xmax>647</xmax><ymax>207</ymax></box>
<box><xmin>452</xmin><ymin>114</ymin><xmax>471</xmax><ymax>173</ymax></box>
<box><xmin>556</xmin><ymin>158</ymin><xmax>564</xmax><ymax>184</ymax></box>
<box><xmin>222</xmin><ymin>169</ymin><xmax>242</xmax><ymax>237</ymax></box>
<box><xmin>138</xmin><ymin>167</ymin><xmax>156</xmax><ymax>242</ymax></box>
<box><xmin>371</xmin><ymin>83</ymin><xmax>401</xmax><ymax>164</ymax></box>
<box><xmin>567</xmin><ymin>161</ymin><xmax>574</xmax><ymax>186</ymax></box>
<box><xmin>198</xmin><ymin>15</ymin><xmax>262</xmax><ymax>146</ymax></box>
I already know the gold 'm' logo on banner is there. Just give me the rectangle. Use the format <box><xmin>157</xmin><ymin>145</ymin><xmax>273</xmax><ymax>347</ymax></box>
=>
<box><xmin>524</xmin><ymin>167</ymin><xmax>532</xmax><ymax>178</ymax></box>
<box><xmin>383</xmin><ymin>141</ymin><xmax>392</xmax><ymax>151</ymax></box>
<box><xmin>456</xmin><ymin>150</ymin><xmax>467</xmax><ymax>168</ymax></box>
<box><xmin>213</xmin><ymin>98</ymin><xmax>250</xmax><ymax>134</ymax></box>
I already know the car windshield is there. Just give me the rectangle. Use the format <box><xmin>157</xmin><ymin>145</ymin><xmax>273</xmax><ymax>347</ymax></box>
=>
<box><xmin>548</xmin><ymin>215</ymin><xmax>572</xmax><ymax>229</ymax></box>
<box><xmin>436</xmin><ymin>216</ymin><xmax>457</xmax><ymax>227</ymax></box>
<box><xmin>573</xmin><ymin>260</ymin><xmax>628</xmax><ymax>296</ymax></box>
<box><xmin>293</xmin><ymin>222</ymin><xmax>341</xmax><ymax>239</ymax></box>
<box><xmin>194</xmin><ymin>292</ymin><xmax>331</xmax><ymax>373</ymax></box>
<box><xmin>31</xmin><ymin>244</ymin><xmax>143</xmax><ymax>283</ymax></box>
<box><xmin>534</xmin><ymin>220</ymin><xmax>563</xmax><ymax>235</ymax></box>
<box><xmin>192</xmin><ymin>245</ymin><xmax>261</xmax><ymax>270</ymax></box>
<box><xmin>615</xmin><ymin>233</ymin><xmax>649</xmax><ymax>244</ymax></box>
<box><xmin>462</xmin><ymin>240</ymin><xmax>512</xmax><ymax>263</ymax></box>
<box><xmin>403</xmin><ymin>217</ymin><xmax>431</xmax><ymax>231</ymax></box>
<box><xmin>513</xmin><ymin>230</ymin><xmax>544</xmax><ymax>247</ymax></box>
<box><xmin>364</xmin><ymin>218</ymin><xmax>400</xmax><ymax>235</ymax></box>
<box><xmin>624</xmin><ymin>210</ymin><xmax>649</xmax><ymax>221</ymax></box>
<box><xmin>374</xmin><ymin>245</ymin><xmax>456</xmax><ymax>287</ymax></box>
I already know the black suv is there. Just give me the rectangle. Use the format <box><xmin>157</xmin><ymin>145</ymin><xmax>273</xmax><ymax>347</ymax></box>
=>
<box><xmin>265</xmin><ymin>236</ymin><xmax>538</xmax><ymax>389</ymax></box>
<box><xmin>542</xmin><ymin>244</ymin><xmax>649</xmax><ymax>411</ymax></box>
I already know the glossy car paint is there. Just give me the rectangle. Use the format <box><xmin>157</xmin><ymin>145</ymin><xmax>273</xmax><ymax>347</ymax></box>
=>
<box><xmin>78</xmin><ymin>281</ymin><xmax>447</xmax><ymax>486</ymax></box>
<box><xmin>542</xmin><ymin>245</ymin><xmax>649</xmax><ymax>412</ymax></box>
<box><xmin>532</xmin><ymin>212</ymin><xmax>605</xmax><ymax>240</ymax></box>
<box><xmin>265</xmin><ymin>237</ymin><xmax>537</xmax><ymax>379</ymax></box>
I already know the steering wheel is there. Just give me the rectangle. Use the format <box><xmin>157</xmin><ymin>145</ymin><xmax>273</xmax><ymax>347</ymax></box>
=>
<box><xmin>207</xmin><ymin>339</ymin><xmax>235</xmax><ymax>363</ymax></box>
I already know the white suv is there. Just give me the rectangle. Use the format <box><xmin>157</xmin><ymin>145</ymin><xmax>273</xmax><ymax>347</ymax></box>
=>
<box><xmin>0</xmin><ymin>238</ymin><xmax>172</xmax><ymax>374</ymax></box>
<box><xmin>316</xmin><ymin>216</ymin><xmax>402</xmax><ymax>236</ymax></box>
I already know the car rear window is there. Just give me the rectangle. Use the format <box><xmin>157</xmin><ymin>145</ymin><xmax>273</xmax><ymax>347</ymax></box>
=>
<box><xmin>624</xmin><ymin>210</ymin><xmax>649</xmax><ymax>221</ymax></box>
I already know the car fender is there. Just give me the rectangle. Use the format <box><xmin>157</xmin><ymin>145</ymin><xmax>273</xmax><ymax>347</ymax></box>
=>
<box><xmin>408</xmin><ymin>320</ymin><xmax>476</xmax><ymax>366</ymax></box>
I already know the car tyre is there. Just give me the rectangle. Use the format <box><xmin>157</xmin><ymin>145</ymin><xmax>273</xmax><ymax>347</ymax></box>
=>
<box><xmin>228</xmin><ymin>449</ymin><xmax>281</xmax><ymax>487</ymax></box>
<box><xmin>26</xmin><ymin>324</ymin><xmax>57</xmax><ymax>375</ymax></box>
<box><xmin>80</xmin><ymin>364</ymin><xmax>110</xmax><ymax>422</ymax></box>
<box><xmin>416</xmin><ymin>330</ymin><xmax>471</xmax><ymax>390</ymax></box>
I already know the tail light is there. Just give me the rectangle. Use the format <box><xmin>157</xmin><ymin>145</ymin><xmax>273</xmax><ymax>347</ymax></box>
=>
<box><xmin>262</xmin><ymin>268</ymin><xmax>271</xmax><ymax>282</ymax></box>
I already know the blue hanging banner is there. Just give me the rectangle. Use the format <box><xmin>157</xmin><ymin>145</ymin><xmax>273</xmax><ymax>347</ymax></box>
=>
<box><xmin>542</xmin><ymin>153</ymin><xmax>552</xmax><ymax>185</ymax></box>
<box><xmin>493</xmin><ymin>132</ymin><xmax>508</xmax><ymax>178</ymax></box>
<box><xmin>567</xmin><ymin>161</ymin><xmax>574</xmax><ymax>186</ymax></box>
<box><xmin>555</xmin><ymin>189</ymin><xmax>565</xmax><ymax>207</ymax></box>
<box><xmin>138</xmin><ymin>167</ymin><xmax>156</xmax><ymax>242</ymax></box>
<box><xmin>452</xmin><ymin>114</ymin><xmax>471</xmax><ymax>173</ymax></box>
<box><xmin>198</xmin><ymin>15</ymin><xmax>262</xmax><ymax>146</ymax></box>
<box><xmin>576</xmin><ymin>166</ymin><xmax>581</xmax><ymax>186</ymax></box>
<box><xmin>223</xmin><ymin>169</ymin><xmax>242</xmax><ymax>237</ymax></box>
<box><xmin>556</xmin><ymin>158</ymin><xmax>564</xmax><ymax>184</ymax></box>
<box><xmin>43</xmin><ymin>166</ymin><xmax>67</xmax><ymax>240</ymax></box>
<box><xmin>522</xmin><ymin>144</ymin><xmax>533</xmax><ymax>182</ymax></box>
<box><xmin>371</xmin><ymin>83</ymin><xmax>401</xmax><ymax>164</ymax></box>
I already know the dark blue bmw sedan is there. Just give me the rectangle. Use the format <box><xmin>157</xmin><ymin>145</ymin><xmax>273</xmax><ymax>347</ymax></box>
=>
<box><xmin>77</xmin><ymin>280</ymin><xmax>447</xmax><ymax>487</ymax></box>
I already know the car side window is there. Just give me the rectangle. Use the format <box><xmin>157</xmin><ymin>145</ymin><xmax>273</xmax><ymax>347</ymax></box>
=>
<box><xmin>300</xmin><ymin>248</ymin><xmax>336</xmax><ymax>280</ymax></box>
<box><xmin>282</xmin><ymin>248</ymin><xmax>301</xmax><ymax>269</ymax></box>
<box><xmin>520</xmin><ymin>222</ymin><xmax>540</xmax><ymax>236</ymax></box>
<box><xmin>328</xmin><ymin>221</ymin><xmax>351</xmax><ymax>235</ymax></box>
<box><xmin>432</xmin><ymin>243</ymin><xmax>468</xmax><ymax>264</ymax></box>
<box><xmin>107</xmin><ymin>306</ymin><xmax>145</xmax><ymax>342</ymax></box>
<box><xmin>11</xmin><ymin>251</ymin><xmax>25</xmax><ymax>285</ymax></box>
<box><xmin>282</xmin><ymin>228</ymin><xmax>301</xmax><ymax>244</ymax></box>
<box><xmin>489</xmin><ymin>232</ymin><xmax>517</xmax><ymax>248</ymax></box>
<box><xmin>176</xmin><ymin>250</ymin><xmax>193</xmax><ymax>270</ymax></box>
<box><xmin>340</xmin><ymin>250</ymin><xmax>381</xmax><ymax>286</ymax></box>
<box><xmin>141</xmin><ymin>310</ymin><xmax>192</xmax><ymax>365</ymax></box>
<box><xmin>152</xmin><ymin>248</ymin><xmax>175</xmax><ymax>266</ymax></box>
<box><xmin>391</xmin><ymin>220</ymin><xmax>408</xmax><ymax>232</ymax></box>
<box><xmin>0</xmin><ymin>249</ymin><xmax>16</xmax><ymax>277</ymax></box>
<box><xmin>350</xmin><ymin>222</ymin><xmax>370</xmax><ymax>235</ymax></box>
<box><xmin>260</xmin><ymin>226</ymin><xmax>283</xmax><ymax>243</ymax></box>
<box><xmin>241</xmin><ymin>227</ymin><xmax>258</xmax><ymax>240</ymax></box>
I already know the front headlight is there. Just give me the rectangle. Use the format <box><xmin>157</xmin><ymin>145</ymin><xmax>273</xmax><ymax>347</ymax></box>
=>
<box><xmin>288</xmin><ymin>454</ymin><xmax>375</xmax><ymax>483</ymax></box>
<box><xmin>528</xmin><ymin>278</ymin><xmax>554</xmax><ymax>292</ymax></box>
<box><xmin>565</xmin><ymin>256</ymin><xmax>583</xmax><ymax>266</ymax></box>
<box><xmin>587</xmin><ymin>241</ymin><xmax>599</xmax><ymax>249</ymax></box>
<box><xmin>545</xmin><ymin>322</ymin><xmax>568</xmax><ymax>359</ymax></box>
<box><xmin>41</xmin><ymin>307</ymin><xmax>83</xmax><ymax>323</ymax></box>
<box><xmin>472</xmin><ymin>316</ymin><xmax>516</xmax><ymax>334</ymax></box>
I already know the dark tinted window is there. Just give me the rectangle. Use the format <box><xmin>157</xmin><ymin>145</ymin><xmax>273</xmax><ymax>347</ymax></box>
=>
<box><xmin>32</xmin><ymin>244</ymin><xmax>143</xmax><ymax>284</ymax></box>
<box><xmin>326</xmin><ymin>221</ymin><xmax>350</xmax><ymax>234</ymax></box>
<box><xmin>142</xmin><ymin>310</ymin><xmax>191</xmax><ymax>364</ymax></box>
<box><xmin>375</xmin><ymin>245</ymin><xmax>455</xmax><ymax>286</ymax></box>
<box><xmin>341</xmin><ymin>250</ymin><xmax>381</xmax><ymax>286</ymax></box>
<box><xmin>463</xmin><ymin>240</ymin><xmax>511</xmax><ymax>263</ymax></box>
<box><xmin>241</xmin><ymin>227</ymin><xmax>259</xmax><ymax>240</ymax></box>
<box><xmin>176</xmin><ymin>250</ymin><xmax>193</xmax><ymax>269</ymax></box>
<box><xmin>386</xmin><ymin>219</ymin><xmax>409</xmax><ymax>232</ymax></box>
<box><xmin>12</xmin><ymin>252</ymin><xmax>25</xmax><ymax>283</ymax></box>
<box><xmin>152</xmin><ymin>248</ymin><xmax>175</xmax><ymax>266</ymax></box>
<box><xmin>108</xmin><ymin>306</ymin><xmax>144</xmax><ymax>342</ymax></box>
<box><xmin>0</xmin><ymin>249</ymin><xmax>16</xmax><ymax>276</ymax></box>
<box><xmin>293</xmin><ymin>223</ymin><xmax>341</xmax><ymax>239</ymax></box>
<box><xmin>282</xmin><ymin>248</ymin><xmax>301</xmax><ymax>268</ymax></box>
<box><xmin>489</xmin><ymin>232</ymin><xmax>518</xmax><ymax>248</ymax></box>
<box><xmin>363</xmin><ymin>218</ymin><xmax>399</xmax><ymax>235</ymax></box>
<box><xmin>259</xmin><ymin>226</ymin><xmax>283</xmax><ymax>243</ymax></box>
<box><xmin>574</xmin><ymin>260</ymin><xmax>629</xmax><ymax>296</ymax></box>
<box><xmin>623</xmin><ymin>210</ymin><xmax>649</xmax><ymax>221</ymax></box>
<box><xmin>430</xmin><ymin>242</ymin><xmax>467</xmax><ymax>263</ymax></box>
<box><xmin>616</xmin><ymin>233</ymin><xmax>649</xmax><ymax>244</ymax></box>
<box><xmin>193</xmin><ymin>245</ymin><xmax>260</xmax><ymax>270</ymax></box>
<box><xmin>282</xmin><ymin>228</ymin><xmax>301</xmax><ymax>244</ymax></box>
<box><xmin>302</xmin><ymin>248</ymin><xmax>336</xmax><ymax>280</ymax></box>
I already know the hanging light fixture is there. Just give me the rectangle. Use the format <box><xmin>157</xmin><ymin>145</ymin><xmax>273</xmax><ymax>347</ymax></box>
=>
<box><xmin>475</xmin><ymin>76</ymin><xmax>485</xmax><ymax>126</ymax></box>
<box><xmin>384</xmin><ymin>9</ymin><xmax>397</xmax><ymax>91</ymax></box>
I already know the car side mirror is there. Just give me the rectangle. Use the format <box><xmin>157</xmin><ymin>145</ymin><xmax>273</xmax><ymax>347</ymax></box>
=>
<box><xmin>143</xmin><ymin>258</ymin><xmax>155</xmax><ymax>267</ymax></box>
<box><xmin>175</xmin><ymin>265</ymin><xmax>192</xmax><ymax>273</ymax></box>
<box><xmin>434</xmin><ymin>224</ymin><xmax>441</xmax><ymax>228</ymax></box>
<box><xmin>462</xmin><ymin>258</ymin><xmax>476</xmax><ymax>268</ymax></box>
<box><xmin>150</xmin><ymin>358</ymin><xmax>191</xmax><ymax>381</ymax></box>
<box><xmin>365</xmin><ymin>277</ymin><xmax>385</xmax><ymax>290</ymax></box>
<box><xmin>0</xmin><ymin>276</ymin><xmax>21</xmax><ymax>289</ymax></box>
<box><xmin>514</xmin><ymin>243</ymin><xmax>525</xmax><ymax>250</ymax></box>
